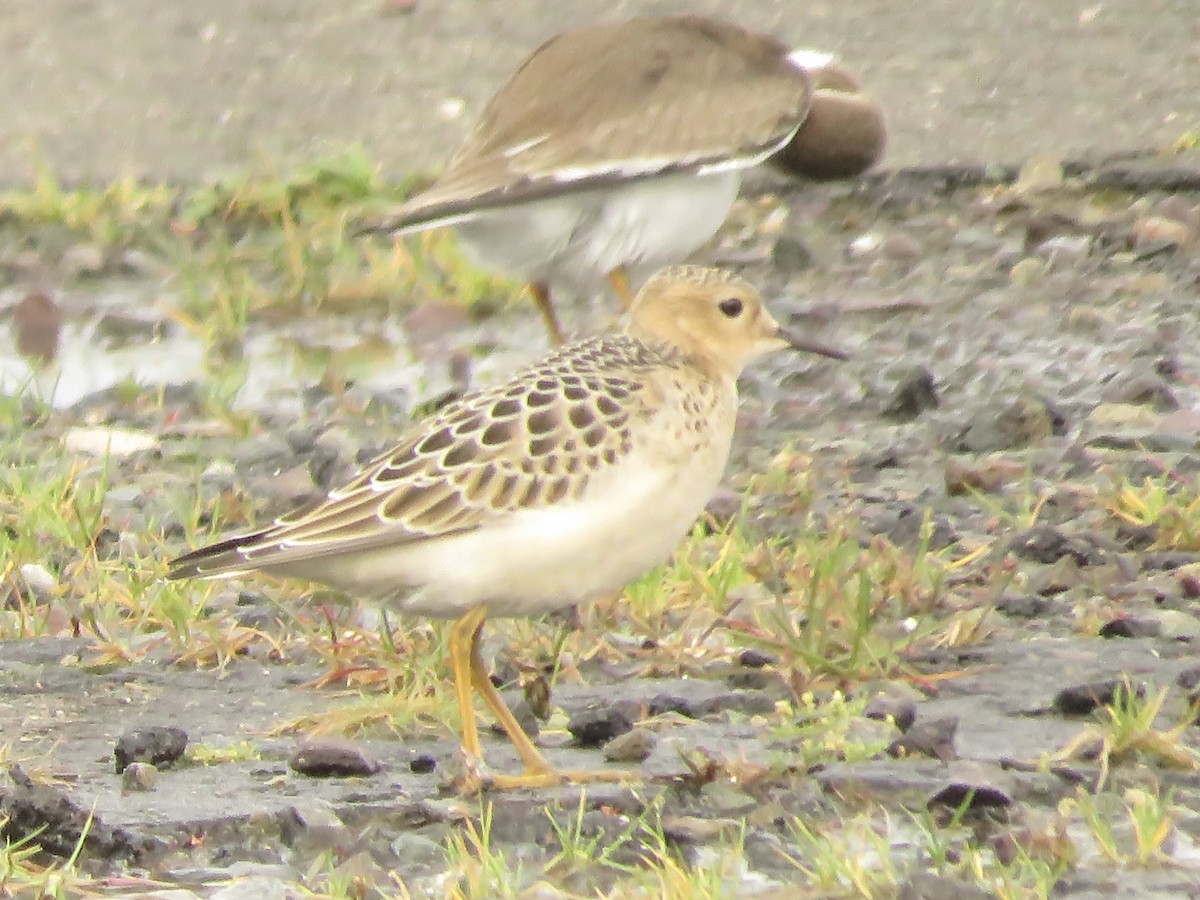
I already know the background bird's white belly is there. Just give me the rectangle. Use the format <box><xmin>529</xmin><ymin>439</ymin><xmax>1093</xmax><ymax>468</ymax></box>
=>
<box><xmin>453</xmin><ymin>170</ymin><xmax>741</xmax><ymax>297</ymax></box>
<box><xmin>341</xmin><ymin>444</ymin><xmax>728</xmax><ymax>619</ymax></box>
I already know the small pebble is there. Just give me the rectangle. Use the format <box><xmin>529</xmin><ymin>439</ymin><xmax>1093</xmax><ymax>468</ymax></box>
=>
<box><xmin>409</xmin><ymin>754</ymin><xmax>437</xmax><ymax>774</ymax></box>
<box><xmin>567</xmin><ymin>706</ymin><xmax>633</xmax><ymax>747</ymax></box>
<box><xmin>290</xmin><ymin>737</ymin><xmax>381</xmax><ymax>777</ymax></box>
<box><xmin>888</xmin><ymin>717</ymin><xmax>958</xmax><ymax>761</ymax></box>
<box><xmin>737</xmin><ymin>648</ymin><xmax>775</xmax><ymax>669</ymax></box>
<box><xmin>121</xmin><ymin>762</ymin><xmax>158</xmax><ymax>792</ymax></box>
<box><xmin>114</xmin><ymin>726</ymin><xmax>188</xmax><ymax>774</ymax></box>
<box><xmin>603</xmin><ymin>727</ymin><xmax>657</xmax><ymax>763</ymax></box>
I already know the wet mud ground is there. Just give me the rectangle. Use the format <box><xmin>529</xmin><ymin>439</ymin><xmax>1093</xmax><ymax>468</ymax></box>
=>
<box><xmin>3</xmin><ymin>1</ymin><xmax>1200</xmax><ymax>897</ymax></box>
<box><xmin>4</xmin><ymin>162</ymin><xmax>1200</xmax><ymax>896</ymax></box>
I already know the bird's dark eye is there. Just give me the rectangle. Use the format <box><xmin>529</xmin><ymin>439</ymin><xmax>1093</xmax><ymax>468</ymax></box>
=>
<box><xmin>718</xmin><ymin>297</ymin><xmax>744</xmax><ymax>318</ymax></box>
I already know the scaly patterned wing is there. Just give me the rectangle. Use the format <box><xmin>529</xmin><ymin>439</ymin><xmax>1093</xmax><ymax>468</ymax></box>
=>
<box><xmin>168</xmin><ymin>336</ymin><xmax>668</xmax><ymax>578</ymax></box>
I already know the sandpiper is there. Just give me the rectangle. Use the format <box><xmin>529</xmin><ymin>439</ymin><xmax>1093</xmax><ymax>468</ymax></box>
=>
<box><xmin>169</xmin><ymin>265</ymin><xmax>845</xmax><ymax>790</ymax></box>
<box><xmin>363</xmin><ymin>15</ymin><xmax>884</xmax><ymax>344</ymax></box>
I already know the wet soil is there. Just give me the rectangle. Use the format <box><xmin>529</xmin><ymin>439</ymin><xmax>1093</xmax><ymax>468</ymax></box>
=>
<box><xmin>3</xmin><ymin>2</ymin><xmax>1200</xmax><ymax>897</ymax></box>
<box><xmin>4</xmin><ymin>163</ymin><xmax>1200</xmax><ymax>895</ymax></box>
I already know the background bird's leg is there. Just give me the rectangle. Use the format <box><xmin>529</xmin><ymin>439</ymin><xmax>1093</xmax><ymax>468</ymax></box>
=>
<box><xmin>529</xmin><ymin>282</ymin><xmax>566</xmax><ymax>346</ymax></box>
<box><xmin>467</xmin><ymin>620</ymin><xmax>555</xmax><ymax>776</ymax></box>
<box><xmin>608</xmin><ymin>267</ymin><xmax>635</xmax><ymax>311</ymax></box>
<box><xmin>449</xmin><ymin>606</ymin><xmax>488</xmax><ymax>762</ymax></box>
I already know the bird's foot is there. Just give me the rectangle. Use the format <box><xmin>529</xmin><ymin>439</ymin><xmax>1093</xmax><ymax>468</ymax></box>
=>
<box><xmin>442</xmin><ymin>751</ymin><xmax>638</xmax><ymax>793</ymax></box>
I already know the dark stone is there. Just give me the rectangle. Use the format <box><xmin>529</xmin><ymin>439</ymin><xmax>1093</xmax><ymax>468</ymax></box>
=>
<box><xmin>409</xmin><ymin>754</ymin><xmax>437</xmax><ymax>774</ymax></box>
<box><xmin>695</xmin><ymin>691</ymin><xmax>777</xmax><ymax>718</ymax></box>
<box><xmin>1101</xmin><ymin>370</ymin><xmax>1179</xmax><ymax>411</ymax></box>
<box><xmin>0</xmin><ymin>765</ymin><xmax>155</xmax><ymax>859</ymax></box>
<box><xmin>1008</xmin><ymin>525</ymin><xmax>1098</xmax><ymax>566</ymax></box>
<box><xmin>726</xmin><ymin>669</ymin><xmax>771</xmax><ymax>690</ymax></box>
<box><xmin>996</xmin><ymin>594</ymin><xmax>1050</xmax><ymax>618</ymax></box>
<box><xmin>1143</xmin><ymin>551</ymin><xmax>1200</xmax><ymax>571</ymax></box>
<box><xmin>1177</xmin><ymin>666</ymin><xmax>1200</xmax><ymax>691</ymax></box>
<box><xmin>888</xmin><ymin>717</ymin><xmax>958</xmax><ymax>761</ymax></box>
<box><xmin>647</xmin><ymin>695</ymin><xmax>696</xmax><ymax>718</ymax></box>
<box><xmin>738</xmin><ymin>648</ymin><xmax>775</xmax><ymax>669</ymax></box>
<box><xmin>1053</xmin><ymin>679</ymin><xmax>1143</xmax><ymax>716</ymax></box>
<box><xmin>114</xmin><ymin>726</ymin><xmax>188</xmax><ymax>774</ymax></box>
<box><xmin>953</xmin><ymin>394</ymin><xmax>1065</xmax><ymax>453</ymax></box>
<box><xmin>927</xmin><ymin>780</ymin><xmax>1013</xmax><ymax>812</ymax></box>
<box><xmin>1099</xmin><ymin>615</ymin><xmax>1160</xmax><ymax>639</ymax></box>
<box><xmin>567</xmin><ymin>706</ymin><xmax>633</xmax><ymax>747</ymax></box>
<box><xmin>771</xmin><ymin>235</ymin><xmax>815</xmax><ymax>273</ymax></box>
<box><xmin>289</xmin><ymin>738</ymin><xmax>381</xmax><ymax>777</ymax></box>
<box><xmin>882</xmin><ymin>366</ymin><xmax>939</xmax><ymax>421</ymax></box>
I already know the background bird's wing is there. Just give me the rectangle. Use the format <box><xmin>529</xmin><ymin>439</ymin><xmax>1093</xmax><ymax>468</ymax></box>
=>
<box><xmin>367</xmin><ymin>16</ymin><xmax>812</xmax><ymax>232</ymax></box>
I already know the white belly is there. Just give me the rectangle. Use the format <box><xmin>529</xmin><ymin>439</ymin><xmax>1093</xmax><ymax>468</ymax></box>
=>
<box><xmin>450</xmin><ymin>170</ymin><xmax>742</xmax><ymax>298</ymax></box>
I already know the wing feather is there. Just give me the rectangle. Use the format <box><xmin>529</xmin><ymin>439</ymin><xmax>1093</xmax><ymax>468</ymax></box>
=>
<box><xmin>168</xmin><ymin>335</ymin><xmax>672</xmax><ymax>579</ymax></box>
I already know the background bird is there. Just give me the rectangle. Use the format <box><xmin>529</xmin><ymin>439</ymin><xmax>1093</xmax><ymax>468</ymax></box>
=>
<box><xmin>363</xmin><ymin>15</ymin><xmax>884</xmax><ymax>344</ymax></box>
<box><xmin>169</xmin><ymin>265</ymin><xmax>845</xmax><ymax>790</ymax></box>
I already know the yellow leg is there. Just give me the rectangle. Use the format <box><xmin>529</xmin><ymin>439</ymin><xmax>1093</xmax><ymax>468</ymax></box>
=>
<box><xmin>529</xmin><ymin>282</ymin><xmax>566</xmax><ymax>347</ymax></box>
<box><xmin>608</xmin><ymin>267</ymin><xmax>635</xmax><ymax>311</ymax></box>
<box><xmin>463</xmin><ymin>611</ymin><xmax>638</xmax><ymax>790</ymax></box>
<box><xmin>467</xmin><ymin>621</ymin><xmax>555</xmax><ymax>775</ymax></box>
<box><xmin>448</xmin><ymin>607</ymin><xmax>487</xmax><ymax>762</ymax></box>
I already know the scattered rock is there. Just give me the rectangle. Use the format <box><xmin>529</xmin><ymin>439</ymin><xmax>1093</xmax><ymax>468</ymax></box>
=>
<box><xmin>881</xmin><ymin>233</ymin><xmax>922</xmax><ymax>261</ymax></box>
<box><xmin>926</xmin><ymin>763</ymin><xmax>1015</xmax><ymax>812</ymax></box>
<box><xmin>882</xmin><ymin>366</ymin><xmax>939</xmax><ymax>421</ymax></box>
<box><xmin>210</xmin><ymin>876</ymin><xmax>305</xmax><ymax>900</ymax></box>
<box><xmin>409</xmin><ymin>754</ymin><xmax>437</xmax><ymax>774</ymax></box>
<box><xmin>289</xmin><ymin>738</ymin><xmax>381</xmax><ymax>777</ymax></box>
<box><xmin>956</xmin><ymin>394</ymin><xmax>1062</xmax><ymax>453</ymax></box>
<box><xmin>11</xmin><ymin>289</ymin><xmax>61</xmax><ymax>363</ymax></box>
<box><xmin>1053</xmin><ymin>679</ymin><xmax>1143</xmax><ymax>716</ymax></box>
<box><xmin>603</xmin><ymin>728</ymin><xmax>657</xmax><ymax>763</ymax></box>
<box><xmin>568</xmin><ymin>706</ymin><xmax>633</xmax><ymax>747</ymax></box>
<box><xmin>771</xmin><ymin>235</ymin><xmax>814</xmax><ymax>272</ymax></box>
<box><xmin>1131</xmin><ymin>214</ymin><xmax>1194</xmax><ymax>252</ymax></box>
<box><xmin>1177</xmin><ymin>665</ymin><xmax>1200</xmax><ymax>691</ymax></box>
<box><xmin>114</xmin><ymin>726</ymin><xmax>188</xmax><ymax>774</ymax></box>
<box><xmin>1</xmin><ymin>765</ymin><xmax>153</xmax><ymax>859</ymax></box>
<box><xmin>662</xmin><ymin>815</ymin><xmax>740</xmax><ymax>845</ymax></box>
<box><xmin>64</xmin><ymin>426</ymin><xmax>159</xmax><ymax>458</ymax></box>
<box><xmin>695</xmin><ymin>691</ymin><xmax>776</xmax><ymax>718</ymax></box>
<box><xmin>737</xmin><ymin>648</ymin><xmax>776</xmax><ymax>669</ymax></box>
<box><xmin>17</xmin><ymin>563</ymin><xmax>56</xmax><ymax>602</ymax></box>
<box><xmin>996</xmin><ymin>594</ymin><xmax>1050</xmax><ymax>618</ymax></box>
<box><xmin>944</xmin><ymin>456</ymin><xmax>1024</xmax><ymax>496</ymax></box>
<box><xmin>1101</xmin><ymin>369</ymin><xmax>1178</xmax><ymax>410</ymax></box>
<box><xmin>1099</xmin><ymin>615</ymin><xmax>1161</xmax><ymax>639</ymax></box>
<box><xmin>888</xmin><ymin>717</ymin><xmax>958</xmax><ymax>761</ymax></box>
<box><xmin>1007</xmin><ymin>525</ymin><xmax>1097</xmax><ymax>566</ymax></box>
<box><xmin>283</xmin><ymin>799</ymin><xmax>351</xmax><ymax>850</ymax></box>
<box><xmin>121</xmin><ymin>762</ymin><xmax>158</xmax><ymax>792</ymax></box>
